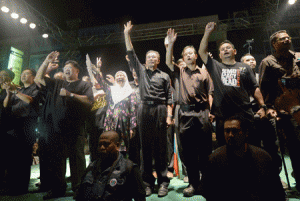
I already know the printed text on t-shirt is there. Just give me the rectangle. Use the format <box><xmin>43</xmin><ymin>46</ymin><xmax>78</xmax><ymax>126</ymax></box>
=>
<box><xmin>221</xmin><ymin>69</ymin><xmax>240</xmax><ymax>87</ymax></box>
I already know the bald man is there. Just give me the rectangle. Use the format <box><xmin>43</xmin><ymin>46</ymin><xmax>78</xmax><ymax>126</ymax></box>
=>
<box><xmin>75</xmin><ymin>131</ymin><xmax>146</xmax><ymax>201</ymax></box>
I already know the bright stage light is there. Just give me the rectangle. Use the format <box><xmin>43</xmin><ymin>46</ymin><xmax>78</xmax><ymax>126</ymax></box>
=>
<box><xmin>288</xmin><ymin>0</ymin><xmax>297</xmax><ymax>4</ymax></box>
<box><xmin>11</xmin><ymin>12</ymin><xmax>19</xmax><ymax>19</ymax></box>
<box><xmin>20</xmin><ymin>18</ymin><xmax>27</xmax><ymax>24</ymax></box>
<box><xmin>1</xmin><ymin>6</ymin><xmax>9</xmax><ymax>13</ymax></box>
<box><xmin>42</xmin><ymin>33</ymin><xmax>49</xmax><ymax>38</ymax></box>
<box><xmin>29</xmin><ymin>23</ymin><xmax>36</xmax><ymax>29</ymax></box>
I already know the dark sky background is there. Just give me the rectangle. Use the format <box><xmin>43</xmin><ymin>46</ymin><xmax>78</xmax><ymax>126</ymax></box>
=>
<box><xmin>0</xmin><ymin>0</ymin><xmax>295</xmax><ymax>79</ymax></box>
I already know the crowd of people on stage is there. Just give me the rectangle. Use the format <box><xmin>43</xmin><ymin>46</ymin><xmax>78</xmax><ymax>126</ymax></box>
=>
<box><xmin>0</xmin><ymin>20</ymin><xmax>299</xmax><ymax>200</ymax></box>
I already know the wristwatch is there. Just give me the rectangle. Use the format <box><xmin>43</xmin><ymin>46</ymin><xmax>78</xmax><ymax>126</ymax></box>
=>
<box><xmin>70</xmin><ymin>93</ymin><xmax>75</xmax><ymax>98</ymax></box>
<box><xmin>260</xmin><ymin>104</ymin><xmax>268</xmax><ymax>111</ymax></box>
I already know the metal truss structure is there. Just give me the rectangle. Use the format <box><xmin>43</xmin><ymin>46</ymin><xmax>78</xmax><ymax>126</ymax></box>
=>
<box><xmin>1</xmin><ymin>0</ymin><xmax>300</xmax><ymax>55</ymax></box>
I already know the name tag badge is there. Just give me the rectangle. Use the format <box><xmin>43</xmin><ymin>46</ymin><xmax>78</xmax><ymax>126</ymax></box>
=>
<box><xmin>110</xmin><ymin>178</ymin><xmax>117</xmax><ymax>187</ymax></box>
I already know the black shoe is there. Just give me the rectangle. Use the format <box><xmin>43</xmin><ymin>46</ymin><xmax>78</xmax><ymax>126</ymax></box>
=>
<box><xmin>43</xmin><ymin>190</ymin><xmax>66</xmax><ymax>200</ymax></box>
<box><xmin>158</xmin><ymin>185</ymin><xmax>168</xmax><ymax>197</ymax></box>
<box><xmin>145</xmin><ymin>186</ymin><xmax>153</xmax><ymax>197</ymax></box>
<box><xmin>183</xmin><ymin>185</ymin><xmax>195</xmax><ymax>197</ymax></box>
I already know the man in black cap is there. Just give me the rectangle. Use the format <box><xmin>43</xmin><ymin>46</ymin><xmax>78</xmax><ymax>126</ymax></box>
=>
<box><xmin>35</xmin><ymin>51</ymin><xmax>94</xmax><ymax>199</ymax></box>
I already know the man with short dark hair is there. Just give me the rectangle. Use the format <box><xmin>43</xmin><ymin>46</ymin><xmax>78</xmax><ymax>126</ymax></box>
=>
<box><xmin>199</xmin><ymin>22</ymin><xmax>266</xmax><ymax>147</ymax></box>
<box><xmin>35</xmin><ymin>51</ymin><xmax>94</xmax><ymax>199</ymax></box>
<box><xmin>75</xmin><ymin>131</ymin><xmax>146</xmax><ymax>201</ymax></box>
<box><xmin>124</xmin><ymin>21</ymin><xmax>173</xmax><ymax>197</ymax></box>
<box><xmin>202</xmin><ymin>116</ymin><xmax>286</xmax><ymax>201</ymax></box>
<box><xmin>166</xmin><ymin>28</ymin><xmax>214</xmax><ymax>197</ymax></box>
<box><xmin>2</xmin><ymin>68</ymin><xmax>40</xmax><ymax>195</ymax></box>
<box><xmin>259</xmin><ymin>29</ymin><xmax>300</xmax><ymax>191</ymax></box>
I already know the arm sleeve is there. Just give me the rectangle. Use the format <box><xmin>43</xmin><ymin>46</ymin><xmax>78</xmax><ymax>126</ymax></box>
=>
<box><xmin>127</xmin><ymin>50</ymin><xmax>143</xmax><ymax>79</ymax></box>
<box><xmin>205</xmin><ymin>70</ymin><xmax>214</xmax><ymax>96</ymax></box>
<box><xmin>165</xmin><ymin>75</ymin><xmax>173</xmax><ymax>105</ymax></box>
<box><xmin>244</xmin><ymin>66</ymin><xmax>259</xmax><ymax>96</ymax></box>
<box><xmin>258</xmin><ymin>59</ymin><xmax>282</xmax><ymax>107</ymax></box>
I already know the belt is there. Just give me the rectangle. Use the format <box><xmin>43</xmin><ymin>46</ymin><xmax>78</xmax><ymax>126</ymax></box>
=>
<box><xmin>142</xmin><ymin>101</ymin><xmax>166</xmax><ymax>105</ymax></box>
<box><xmin>180</xmin><ymin>104</ymin><xmax>205</xmax><ymax>112</ymax></box>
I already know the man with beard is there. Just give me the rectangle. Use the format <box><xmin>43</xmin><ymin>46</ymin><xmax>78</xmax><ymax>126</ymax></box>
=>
<box><xmin>75</xmin><ymin>131</ymin><xmax>146</xmax><ymax>201</ymax></box>
<box><xmin>259</xmin><ymin>30</ymin><xmax>300</xmax><ymax>192</ymax></box>
<box><xmin>34</xmin><ymin>51</ymin><xmax>93</xmax><ymax>199</ymax></box>
<box><xmin>202</xmin><ymin>116</ymin><xmax>286</xmax><ymax>201</ymax></box>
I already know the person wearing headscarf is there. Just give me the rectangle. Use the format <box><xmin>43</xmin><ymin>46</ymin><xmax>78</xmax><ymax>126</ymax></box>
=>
<box><xmin>103</xmin><ymin>70</ymin><xmax>138</xmax><ymax>158</ymax></box>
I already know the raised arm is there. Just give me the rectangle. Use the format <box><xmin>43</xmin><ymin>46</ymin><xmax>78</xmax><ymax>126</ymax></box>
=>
<box><xmin>34</xmin><ymin>51</ymin><xmax>59</xmax><ymax>86</ymax></box>
<box><xmin>124</xmin><ymin>21</ymin><xmax>134</xmax><ymax>51</ymax></box>
<box><xmin>165</xmin><ymin>28</ymin><xmax>177</xmax><ymax>71</ymax></box>
<box><xmin>198</xmin><ymin>22</ymin><xmax>216</xmax><ymax>65</ymax></box>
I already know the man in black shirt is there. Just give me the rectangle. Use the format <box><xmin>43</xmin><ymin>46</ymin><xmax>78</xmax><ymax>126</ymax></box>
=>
<box><xmin>202</xmin><ymin>116</ymin><xmax>286</xmax><ymax>201</ymax></box>
<box><xmin>75</xmin><ymin>131</ymin><xmax>146</xmax><ymax>201</ymax></box>
<box><xmin>124</xmin><ymin>21</ymin><xmax>172</xmax><ymax>197</ymax></box>
<box><xmin>2</xmin><ymin>68</ymin><xmax>40</xmax><ymax>195</ymax></box>
<box><xmin>35</xmin><ymin>51</ymin><xmax>94</xmax><ymax>199</ymax></box>
<box><xmin>0</xmin><ymin>70</ymin><xmax>14</xmax><ymax>191</ymax></box>
<box><xmin>199</xmin><ymin>22</ymin><xmax>266</xmax><ymax>147</ymax></box>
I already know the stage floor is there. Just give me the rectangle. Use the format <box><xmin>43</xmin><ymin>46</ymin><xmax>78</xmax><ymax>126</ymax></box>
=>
<box><xmin>0</xmin><ymin>155</ymin><xmax>300</xmax><ymax>200</ymax></box>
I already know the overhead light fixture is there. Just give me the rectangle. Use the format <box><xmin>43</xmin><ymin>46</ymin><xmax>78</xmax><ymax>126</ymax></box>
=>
<box><xmin>288</xmin><ymin>0</ymin><xmax>297</xmax><ymax>4</ymax></box>
<box><xmin>42</xmin><ymin>33</ymin><xmax>49</xmax><ymax>38</ymax></box>
<box><xmin>1</xmin><ymin>6</ymin><xmax>9</xmax><ymax>13</ymax></box>
<box><xmin>29</xmin><ymin>23</ymin><xmax>36</xmax><ymax>29</ymax></box>
<box><xmin>11</xmin><ymin>12</ymin><xmax>19</xmax><ymax>19</ymax></box>
<box><xmin>20</xmin><ymin>18</ymin><xmax>27</xmax><ymax>24</ymax></box>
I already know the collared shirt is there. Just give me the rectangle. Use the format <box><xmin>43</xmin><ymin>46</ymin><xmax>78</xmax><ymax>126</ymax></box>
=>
<box><xmin>259</xmin><ymin>50</ymin><xmax>300</xmax><ymax>106</ymax></box>
<box><xmin>10</xmin><ymin>83</ymin><xmax>40</xmax><ymax>118</ymax></box>
<box><xmin>172</xmin><ymin>65</ymin><xmax>213</xmax><ymax>106</ymax></box>
<box><xmin>127</xmin><ymin>50</ymin><xmax>172</xmax><ymax>105</ymax></box>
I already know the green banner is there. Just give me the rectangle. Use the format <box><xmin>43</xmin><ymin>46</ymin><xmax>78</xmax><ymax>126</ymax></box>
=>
<box><xmin>8</xmin><ymin>47</ymin><xmax>24</xmax><ymax>85</ymax></box>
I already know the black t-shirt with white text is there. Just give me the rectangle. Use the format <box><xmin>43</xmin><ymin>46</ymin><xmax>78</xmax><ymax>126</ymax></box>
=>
<box><xmin>206</xmin><ymin>57</ymin><xmax>258</xmax><ymax>119</ymax></box>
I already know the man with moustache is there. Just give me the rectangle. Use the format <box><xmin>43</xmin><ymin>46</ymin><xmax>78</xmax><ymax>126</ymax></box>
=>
<box><xmin>259</xmin><ymin>30</ymin><xmax>300</xmax><ymax>191</ymax></box>
<box><xmin>202</xmin><ymin>116</ymin><xmax>286</xmax><ymax>201</ymax></box>
<box><xmin>75</xmin><ymin>131</ymin><xmax>146</xmax><ymax>201</ymax></box>
<box><xmin>34</xmin><ymin>51</ymin><xmax>93</xmax><ymax>199</ymax></box>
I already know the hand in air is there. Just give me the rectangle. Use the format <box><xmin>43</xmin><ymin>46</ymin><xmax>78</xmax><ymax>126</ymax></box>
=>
<box><xmin>124</xmin><ymin>21</ymin><xmax>133</xmax><ymax>35</ymax></box>
<box><xmin>205</xmin><ymin>22</ymin><xmax>217</xmax><ymax>34</ymax></box>
<box><xmin>46</xmin><ymin>51</ymin><xmax>59</xmax><ymax>63</ymax></box>
<box><xmin>96</xmin><ymin>57</ymin><xmax>102</xmax><ymax>69</ymax></box>
<box><xmin>106</xmin><ymin>74</ymin><xmax>115</xmax><ymax>84</ymax></box>
<box><xmin>166</xmin><ymin>28</ymin><xmax>177</xmax><ymax>45</ymax></box>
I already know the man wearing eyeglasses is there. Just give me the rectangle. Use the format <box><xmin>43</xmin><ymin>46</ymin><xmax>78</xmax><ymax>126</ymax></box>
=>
<box><xmin>259</xmin><ymin>30</ymin><xmax>300</xmax><ymax>192</ymax></box>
